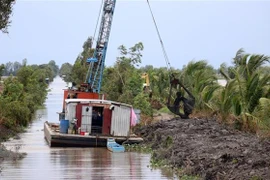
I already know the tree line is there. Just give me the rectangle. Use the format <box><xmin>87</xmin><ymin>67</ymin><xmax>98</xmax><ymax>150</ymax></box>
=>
<box><xmin>0</xmin><ymin>60</ymin><xmax>59</xmax><ymax>129</ymax></box>
<box><xmin>60</xmin><ymin>38</ymin><xmax>270</xmax><ymax>134</ymax></box>
<box><xmin>1</xmin><ymin>1</ymin><xmax>269</xmax><ymax>135</ymax></box>
<box><xmin>2</xmin><ymin>0</ymin><xmax>269</xmax><ymax>133</ymax></box>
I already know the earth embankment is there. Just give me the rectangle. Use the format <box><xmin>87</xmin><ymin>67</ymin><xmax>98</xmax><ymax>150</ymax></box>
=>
<box><xmin>135</xmin><ymin>117</ymin><xmax>270</xmax><ymax>180</ymax></box>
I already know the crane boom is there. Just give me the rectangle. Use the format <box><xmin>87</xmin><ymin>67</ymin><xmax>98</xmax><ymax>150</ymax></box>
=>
<box><xmin>86</xmin><ymin>0</ymin><xmax>116</xmax><ymax>93</ymax></box>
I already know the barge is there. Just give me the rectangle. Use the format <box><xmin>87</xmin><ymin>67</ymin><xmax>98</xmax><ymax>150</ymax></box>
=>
<box><xmin>44</xmin><ymin>121</ymin><xmax>143</xmax><ymax>147</ymax></box>
<box><xmin>44</xmin><ymin>93</ymin><xmax>143</xmax><ymax>147</ymax></box>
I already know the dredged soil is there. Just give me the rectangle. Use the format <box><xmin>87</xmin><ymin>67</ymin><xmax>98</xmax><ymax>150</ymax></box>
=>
<box><xmin>135</xmin><ymin>117</ymin><xmax>270</xmax><ymax>180</ymax></box>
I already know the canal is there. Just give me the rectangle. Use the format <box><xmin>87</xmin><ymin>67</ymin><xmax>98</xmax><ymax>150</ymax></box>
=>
<box><xmin>1</xmin><ymin>76</ymin><xmax>177</xmax><ymax>180</ymax></box>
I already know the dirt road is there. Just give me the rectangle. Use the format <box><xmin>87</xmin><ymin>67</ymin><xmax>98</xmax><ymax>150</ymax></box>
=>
<box><xmin>135</xmin><ymin>117</ymin><xmax>270</xmax><ymax>180</ymax></box>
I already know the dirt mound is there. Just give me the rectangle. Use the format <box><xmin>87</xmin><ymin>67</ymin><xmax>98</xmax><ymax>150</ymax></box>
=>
<box><xmin>135</xmin><ymin>117</ymin><xmax>270</xmax><ymax>180</ymax></box>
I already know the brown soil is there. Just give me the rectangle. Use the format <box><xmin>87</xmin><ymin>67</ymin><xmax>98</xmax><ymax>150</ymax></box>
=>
<box><xmin>134</xmin><ymin>117</ymin><xmax>270</xmax><ymax>180</ymax></box>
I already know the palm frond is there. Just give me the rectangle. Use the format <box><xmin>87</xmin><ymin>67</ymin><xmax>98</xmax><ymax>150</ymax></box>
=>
<box><xmin>219</xmin><ymin>63</ymin><xmax>230</xmax><ymax>80</ymax></box>
<box><xmin>248</xmin><ymin>88</ymin><xmax>263</xmax><ymax>113</ymax></box>
<box><xmin>202</xmin><ymin>84</ymin><xmax>221</xmax><ymax>103</ymax></box>
<box><xmin>254</xmin><ymin>98</ymin><xmax>270</xmax><ymax>129</ymax></box>
<box><xmin>248</xmin><ymin>54</ymin><xmax>270</xmax><ymax>74</ymax></box>
<box><xmin>246</xmin><ymin>73</ymin><xmax>259</xmax><ymax>102</ymax></box>
<box><xmin>233</xmin><ymin>48</ymin><xmax>245</xmax><ymax>65</ymax></box>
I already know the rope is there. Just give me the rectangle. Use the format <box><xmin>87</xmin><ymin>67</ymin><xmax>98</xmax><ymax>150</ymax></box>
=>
<box><xmin>146</xmin><ymin>1</ymin><xmax>195</xmax><ymax>113</ymax></box>
<box><xmin>146</xmin><ymin>0</ymin><xmax>172</xmax><ymax>72</ymax></box>
<box><xmin>92</xmin><ymin>0</ymin><xmax>104</xmax><ymax>48</ymax></box>
<box><xmin>85</xmin><ymin>0</ymin><xmax>104</xmax><ymax>83</ymax></box>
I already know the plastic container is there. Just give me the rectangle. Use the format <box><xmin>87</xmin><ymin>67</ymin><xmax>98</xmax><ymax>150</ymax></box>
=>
<box><xmin>60</xmin><ymin>120</ymin><xmax>69</xmax><ymax>134</ymax></box>
<box><xmin>134</xmin><ymin>109</ymin><xmax>141</xmax><ymax>124</ymax></box>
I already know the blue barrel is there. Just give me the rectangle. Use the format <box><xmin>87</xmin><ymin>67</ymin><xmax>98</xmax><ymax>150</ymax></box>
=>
<box><xmin>60</xmin><ymin>120</ymin><xmax>69</xmax><ymax>134</ymax></box>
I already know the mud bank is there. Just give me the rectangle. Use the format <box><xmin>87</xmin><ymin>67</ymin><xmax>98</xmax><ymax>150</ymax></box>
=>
<box><xmin>0</xmin><ymin>144</ymin><xmax>25</xmax><ymax>161</ymax></box>
<box><xmin>0</xmin><ymin>125</ymin><xmax>26</xmax><ymax>163</ymax></box>
<box><xmin>135</xmin><ymin>118</ymin><xmax>270</xmax><ymax>180</ymax></box>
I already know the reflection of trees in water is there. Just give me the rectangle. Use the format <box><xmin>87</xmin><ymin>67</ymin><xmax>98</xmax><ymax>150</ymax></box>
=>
<box><xmin>107</xmin><ymin>152</ymin><xmax>144</xmax><ymax>179</ymax></box>
<box><xmin>128</xmin><ymin>152</ymin><xmax>143</xmax><ymax>180</ymax></box>
<box><xmin>51</xmin><ymin>148</ymin><xmax>113</xmax><ymax>179</ymax></box>
<box><xmin>49</xmin><ymin>148</ymin><xmax>173</xmax><ymax>179</ymax></box>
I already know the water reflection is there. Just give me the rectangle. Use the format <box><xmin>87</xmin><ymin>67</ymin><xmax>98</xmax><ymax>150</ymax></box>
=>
<box><xmin>1</xmin><ymin>77</ymin><xmax>177</xmax><ymax>180</ymax></box>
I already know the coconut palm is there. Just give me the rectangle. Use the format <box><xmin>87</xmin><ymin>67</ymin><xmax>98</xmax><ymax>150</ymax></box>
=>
<box><xmin>148</xmin><ymin>67</ymin><xmax>171</xmax><ymax>104</ymax></box>
<box><xmin>219</xmin><ymin>49</ymin><xmax>270</xmax><ymax>129</ymax></box>
<box><xmin>180</xmin><ymin>60</ymin><xmax>220</xmax><ymax>111</ymax></box>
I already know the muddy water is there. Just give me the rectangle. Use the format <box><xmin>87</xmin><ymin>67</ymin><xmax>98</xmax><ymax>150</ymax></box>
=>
<box><xmin>1</xmin><ymin>77</ymin><xmax>177</xmax><ymax>180</ymax></box>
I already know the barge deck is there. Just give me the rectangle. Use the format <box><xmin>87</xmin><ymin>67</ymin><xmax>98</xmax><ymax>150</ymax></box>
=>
<box><xmin>44</xmin><ymin>121</ymin><xmax>143</xmax><ymax>147</ymax></box>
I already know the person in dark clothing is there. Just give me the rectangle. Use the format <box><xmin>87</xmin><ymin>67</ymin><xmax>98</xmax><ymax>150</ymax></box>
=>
<box><xmin>174</xmin><ymin>91</ymin><xmax>194</xmax><ymax>119</ymax></box>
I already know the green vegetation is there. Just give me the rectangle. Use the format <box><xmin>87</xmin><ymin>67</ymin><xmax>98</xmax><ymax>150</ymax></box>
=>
<box><xmin>0</xmin><ymin>60</ymin><xmax>58</xmax><ymax>131</ymax></box>
<box><xmin>61</xmin><ymin>37</ymin><xmax>270</xmax><ymax>135</ymax></box>
<box><xmin>124</xmin><ymin>144</ymin><xmax>152</xmax><ymax>153</ymax></box>
<box><xmin>1</xmin><ymin>59</ymin><xmax>59</xmax><ymax>80</ymax></box>
<box><xmin>0</xmin><ymin>64</ymin><xmax>6</xmax><ymax>78</ymax></box>
<box><xmin>0</xmin><ymin>0</ymin><xmax>15</xmax><ymax>33</ymax></box>
<box><xmin>217</xmin><ymin>50</ymin><xmax>270</xmax><ymax>132</ymax></box>
<box><xmin>66</xmin><ymin>37</ymin><xmax>94</xmax><ymax>84</ymax></box>
<box><xmin>124</xmin><ymin>142</ymin><xmax>201</xmax><ymax>179</ymax></box>
<box><xmin>180</xmin><ymin>175</ymin><xmax>200</xmax><ymax>180</ymax></box>
<box><xmin>250</xmin><ymin>176</ymin><xmax>263</xmax><ymax>180</ymax></box>
<box><xmin>150</xmin><ymin>155</ymin><xmax>168</xmax><ymax>168</ymax></box>
<box><xmin>102</xmin><ymin>42</ymin><xmax>144</xmax><ymax>105</ymax></box>
<box><xmin>2</xmin><ymin>60</ymin><xmax>23</xmax><ymax>76</ymax></box>
<box><xmin>59</xmin><ymin>62</ymin><xmax>73</xmax><ymax>80</ymax></box>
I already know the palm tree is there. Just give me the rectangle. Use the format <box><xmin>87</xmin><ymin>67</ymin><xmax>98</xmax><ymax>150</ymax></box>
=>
<box><xmin>180</xmin><ymin>60</ymin><xmax>220</xmax><ymax>111</ymax></box>
<box><xmin>149</xmin><ymin>67</ymin><xmax>171</xmax><ymax>104</ymax></box>
<box><xmin>219</xmin><ymin>49</ymin><xmax>270</xmax><ymax>129</ymax></box>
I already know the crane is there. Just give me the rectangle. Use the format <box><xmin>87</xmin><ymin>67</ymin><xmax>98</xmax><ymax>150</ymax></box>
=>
<box><xmin>85</xmin><ymin>0</ymin><xmax>116</xmax><ymax>93</ymax></box>
<box><xmin>78</xmin><ymin>0</ymin><xmax>194</xmax><ymax>118</ymax></box>
<box><xmin>62</xmin><ymin>0</ymin><xmax>116</xmax><ymax>111</ymax></box>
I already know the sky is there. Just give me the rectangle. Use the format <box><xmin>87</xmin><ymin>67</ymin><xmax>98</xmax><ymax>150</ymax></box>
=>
<box><xmin>0</xmin><ymin>0</ymin><xmax>270</xmax><ymax>70</ymax></box>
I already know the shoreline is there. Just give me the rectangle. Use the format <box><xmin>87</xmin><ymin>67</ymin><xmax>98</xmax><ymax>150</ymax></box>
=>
<box><xmin>134</xmin><ymin>117</ymin><xmax>270</xmax><ymax>179</ymax></box>
<box><xmin>0</xmin><ymin>125</ymin><xmax>26</xmax><ymax>163</ymax></box>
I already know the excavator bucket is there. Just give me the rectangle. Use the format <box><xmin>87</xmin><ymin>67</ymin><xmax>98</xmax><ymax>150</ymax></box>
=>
<box><xmin>167</xmin><ymin>105</ymin><xmax>190</xmax><ymax>119</ymax></box>
<box><xmin>167</xmin><ymin>106</ymin><xmax>181</xmax><ymax>116</ymax></box>
<box><xmin>166</xmin><ymin>75</ymin><xmax>195</xmax><ymax>119</ymax></box>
